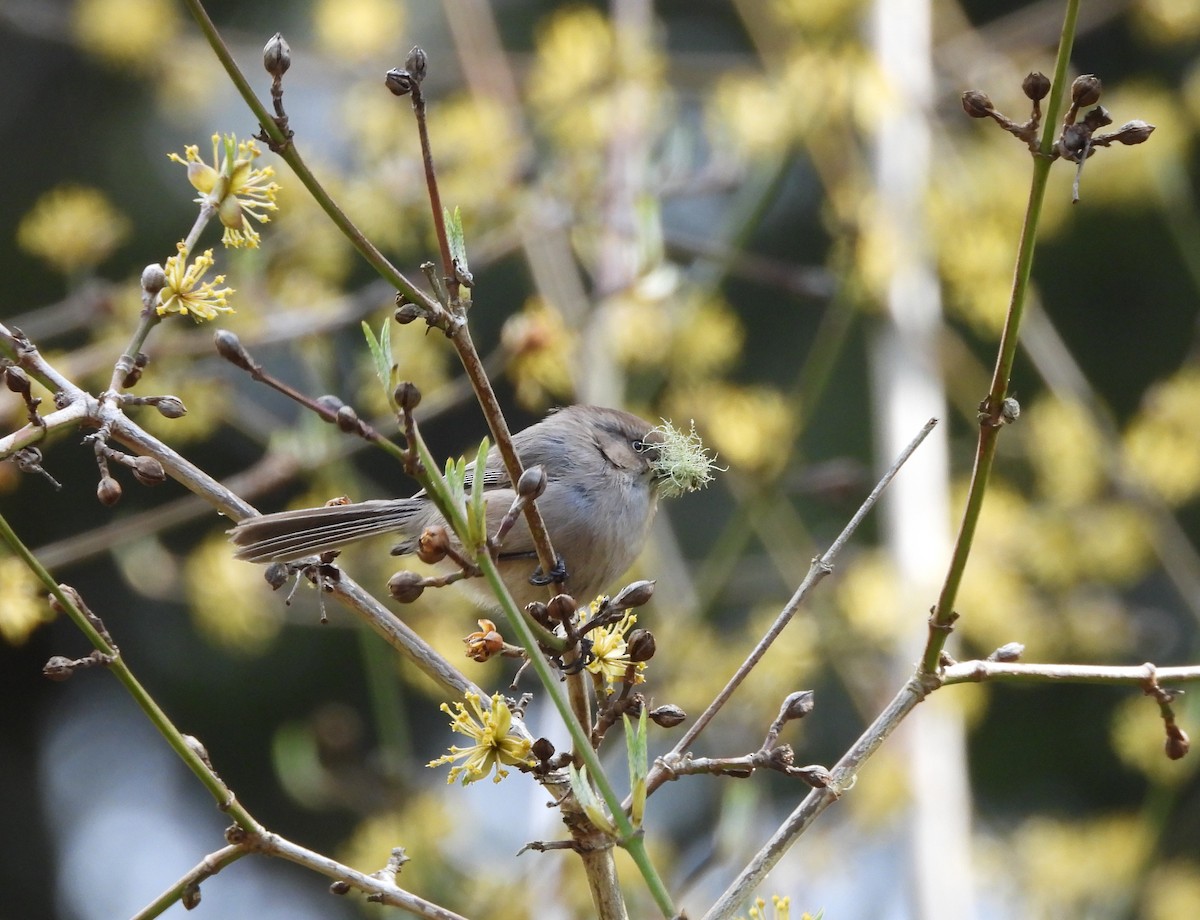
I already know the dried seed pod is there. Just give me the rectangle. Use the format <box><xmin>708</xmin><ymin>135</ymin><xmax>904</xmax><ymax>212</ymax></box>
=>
<box><xmin>1112</xmin><ymin>120</ymin><xmax>1155</xmax><ymax>145</ymax></box>
<box><xmin>1166</xmin><ymin>724</ymin><xmax>1190</xmax><ymax>761</ymax></box>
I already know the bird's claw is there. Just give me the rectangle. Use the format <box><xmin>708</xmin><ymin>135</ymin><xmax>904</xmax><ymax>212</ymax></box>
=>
<box><xmin>529</xmin><ymin>554</ymin><xmax>568</xmax><ymax>587</ymax></box>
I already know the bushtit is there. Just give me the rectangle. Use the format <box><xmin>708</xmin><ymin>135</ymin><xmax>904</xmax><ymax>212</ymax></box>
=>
<box><xmin>229</xmin><ymin>406</ymin><xmax>664</xmax><ymax>608</ymax></box>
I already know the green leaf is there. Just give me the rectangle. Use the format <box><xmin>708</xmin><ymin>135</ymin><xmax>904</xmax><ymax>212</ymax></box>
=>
<box><xmin>567</xmin><ymin>764</ymin><xmax>617</xmax><ymax>837</ymax></box>
<box><xmin>624</xmin><ymin>710</ymin><xmax>649</xmax><ymax>827</ymax></box>
<box><xmin>445</xmin><ymin>206</ymin><xmax>468</xmax><ymax>275</ymax></box>
<box><xmin>468</xmin><ymin>437</ymin><xmax>490</xmax><ymax>548</ymax></box>
<box><xmin>361</xmin><ymin>320</ymin><xmax>395</xmax><ymax>404</ymax></box>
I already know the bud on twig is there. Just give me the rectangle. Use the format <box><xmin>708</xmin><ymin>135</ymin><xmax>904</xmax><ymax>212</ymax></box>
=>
<box><xmin>626</xmin><ymin>629</ymin><xmax>656</xmax><ymax>662</ymax></box>
<box><xmin>214</xmin><ymin>330</ymin><xmax>256</xmax><ymax>372</ymax></box>
<box><xmin>1022</xmin><ymin>71</ymin><xmax>1051</xmax><ymax>102</ymax></box>
<box><xmin>517</xmin><ymin>466</ymin><xmax>547</xmax><ymax>500</ymax></box>
<box><xmin>1071</xmin><ymin>74</ymin><xmax>1102</xmax><ymax>107</ymax></box>
<box><xmin>131</xmin><ymin>456</ymin><xmax>167</xmax><ymax>487</ymax></box>
<box><xmin>97</xmin><ymin>476</ymin><xmax>122</xmax><ymax>506</ymax></box>
<box><xmin>394</xmin><ymin>381</ymin><xmax>421</xmax><ymax>412</ymax></box>
<box><xmin>649</xmin><ymin>704</ymin><xmax>686</xmax><ymax>728</ymax></box>
<box><xmin>263</xmin><ymin>32</ymin><xmax>291</xmax><ymax>79</ymax></box>
<box><xmin>961</xmin><ymin>91</ymin><xmax>995</xmax><ymax>118</ymax></box>
<box><xmin>388</xmin><ymin>571</ymin><xmax>425</xmax><ymax>603</ymax></box>
<box><xmin>417</xmin><ymin>525</ymin><xmax>450</xmax><ymax>565</ymax></box>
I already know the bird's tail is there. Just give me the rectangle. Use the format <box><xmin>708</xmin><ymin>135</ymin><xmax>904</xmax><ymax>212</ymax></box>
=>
<box><xmin>229</xmin><ymin>499</ymin><xmax>424</xmax><ymax>564</ymax></box>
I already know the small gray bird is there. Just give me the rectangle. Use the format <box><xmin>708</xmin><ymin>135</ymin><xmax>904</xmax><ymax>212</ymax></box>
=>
<box><xmin>229</xmin><ymin>405</ymin><xmax>664</xmax><ymax>608</ymax></box>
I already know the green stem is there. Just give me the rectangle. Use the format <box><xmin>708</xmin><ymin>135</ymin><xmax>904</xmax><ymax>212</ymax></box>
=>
<box><xmin>0</xmin><ymin>510</ymin><xmax>260</xmax><ymax>831</ymax></box>
<box><xmin>180</xmin><ymin>0</ymin><xmax>434</xmax><ymax>312</ymax></box>
<box><xmin>922</xmin><ymin>0</ymin><xmax>1080</xmax><ymax>674</ymax></box>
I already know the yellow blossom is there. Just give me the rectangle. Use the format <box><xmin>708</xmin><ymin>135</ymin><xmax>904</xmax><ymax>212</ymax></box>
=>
<box><xmin>313</xmin><ymin>0</ymin><xmax>404</xmax><ymax>60</ymax></box>
<box><xmin>0</xmin><ymin>557</ymin><xmax>54</xmax><ymax>645</ymax></box>
<box><xmin>169</xmin><ymin>135</ymin><xmax>280</xmax><ymax>248</ymax></box>
<box><xmin>581</xmin><ymin>604</ymin><xmax>645</xmax><ymax>686</ymax></box>
<box><xmin>17</xmin><ymin>185</ymin><xmax>130</xmax><ymax>275</ymax></box>
<box><xmin>72</xmin><ymin>0</ymin><xmax>180</xmax><ymax>72</ymax></box>
<box><xmin>428</xmin><ymin>692</ymin><xmax>533</xmax><ymax>785</ymax></box>
<box><xmin>156</xmin><ymin>245</ymin><xmax>234</xmax><ymax>322</ymax></box>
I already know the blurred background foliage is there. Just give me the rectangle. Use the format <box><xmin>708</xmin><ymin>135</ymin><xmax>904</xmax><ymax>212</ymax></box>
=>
<box><xmin>3</xmin><ymin>0</ymin><xmax>1200</xmax><ymax>917</ymax></box>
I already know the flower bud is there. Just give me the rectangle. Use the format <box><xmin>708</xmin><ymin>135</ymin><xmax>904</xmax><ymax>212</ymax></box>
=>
<box><xmin>384</xmin><ymin>67</ymin><xmax>417</xmax><ymax>97</ymax></box>
<box><xmin>649</xmin><ymin>704</ymin><xmax>686</xmax><ymax>728</ymax></box>
<box><xmin>961</xmin><ymin>90</ymin><xmax>995</xmax><ymax>118</ymax></box>
<box><xmin>214</xmin><ymin>329</ymin><xmax>255</xmax><ymax>372</ymax></box>
<box><xmin>4</xmin><ymin>366</ymin><xmax>30</xmax><ymax>395</ymax></box>
<box><xmin>394</xmin><ymin>301</ymin><xmax>425</xmax><ymax>325</ymax></box>
<box><xmin>131</xmin><ymin>456</ymin><xmax>167</xmax><ymax>487</ymax></box>
<box><xmin>627</xmin><ymin>628</ymin><xmax>656</xmax><ymax>662</ymax></box>
<box><xmin>987</xmin><ymin>642</ymin><xmax>1025</xmax><ymax>662</ymax></box>
<box><xmin>263</xmin><ymin>32</ymin><xmax>291</xmax><ymax>78</ymax></box>
<box><xmin>141</xmin><ymin>263</ymin><xmax>167</xmax><ymax>296</ymax></box>
<box><xmin>387</xmin><ymin>571</ymin><xmax>425</xmax><ymax>603</ymax></box>
<box><xmin>1166</xmin><ymin>724</ymin><xmax>1190</xmax><ymax>761</ymax></box>
<box><xmin>417</xmin><ymin>525</ymin><xmax>450</xmax><ymax>564</ymax></box>
<box><xmin>97</xmin><ymin>476</ymin><xmax>122</xmax><ymax>506</ymax></box>
<box><xmin>1071</xmin><ymin>74</ymin><xmax>1102</xmax><ymax>107</ymax></box>
<box><xmin>393</xmin><ymin>381</ymin><xmax>421</xmax><ymax>412</ymax></box>
<box><xmin>517</xmin><ymin>465</ymin><xmax>547</xmax><ymax>500</ymax></box>
<box><xmin>405</xmin><ymin>46</ymin><xmax>428</xmax><ymax>84</ymax></box>
<box><xmin>1022</xmin><ymin>71</ymin><xmax>1051</xmax><ymax>101</ymax></box>
<box><xmin>780</xmin><ymin>689</ymin><xmax>815</xmax><ymax>721</ymax></box>
<box><xmin>1112</xmin><ymin>120</ymin><xmax>1155</xmax><ymax>145</ymax></box>
<box><xmin>611</xmin><ymin>579</ymin><xmax>655</xmax><ymax>610</ymax></box>
<box><xmin>43</xmin><ymin>656</ymin><xmax>75</xmax><ymax>682</ymax></box>
<box><xmin>335</xmin><ymin>404</ymin><xmax>360</xmax><ymax>433</ymax></box>
<box><xmin>547</xmin><ymin>593</ymin><xmax>576</xmax><ymax>623</ymax></box>
<box><xmin>153</xmin><ymin>395</ymin><xmax>187</xmax><ymax>419</ymax></box>
<box><xmin>531</xmin><ymin>737</ymin><xmax>556</xmax><ymax>762</ymax></box>
<box><xmin>526</xmin><ymin>601</ymin><xmax>552</xmax><ymax>627</ymax></box>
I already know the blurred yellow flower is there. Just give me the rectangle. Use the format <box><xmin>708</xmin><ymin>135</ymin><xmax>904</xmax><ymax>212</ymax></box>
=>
<box><xmin>0</xmin><ymin>556</ymin><xmax>53</xmax><ymax>645</ymax></box>
<box><xmin>1145</xmin><ymin>863</ymin><xmax>1200</xmax><ymax>920</ymax></box>
<box><xmin>186</xmin><ymin>537</ymin><xmax>283</xmax><ymax>653</ymax></box>
<box><xmin>1123</xmin><ymin>366</ymin><xmax>1200</xmax><ymax>504</ymax></box>
<box><xmin>17</xmin><ymin>185</ymin><xmax>130</xmax><ymax>276</ymax></box>
<box><xmin>1025</xmin><ymin>396</ymin><xmax>1104</xmax><ymax>505</ymax></box>
<box><xmin>73</xmin><ymin>0</ymin><xmax>179</xmax><ymax>72</ymax></box>
<box><xmin>1133</xmin><ymin>0</ymin><xmax>1200</xmax><ymax>44</ymax></box>
<box><xmin>501</xmin><ymin>298</ymin><xmax>576</xmax><ymax>408</ymax></box>
<box><xmin>313</xmin><ymin>0</ymin><xmax>404</xmax><ymax>60</ymax></box>
<box><xmin>675</xmin><ymin>385</ymin><xmax>793</xmax><ymax>474</ymax></box>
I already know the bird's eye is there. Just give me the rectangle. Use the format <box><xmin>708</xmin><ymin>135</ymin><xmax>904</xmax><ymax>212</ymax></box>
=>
<box><xmin>632</xmin><ymin>439</ymin><xmax>645</xmax><ymax>452</ymax></box>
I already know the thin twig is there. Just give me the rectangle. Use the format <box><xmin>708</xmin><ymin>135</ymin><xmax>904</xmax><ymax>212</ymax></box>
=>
<box><xmin>644</xmin><ymin>417</ymin><xmax>938</xmax><ymax>799</ymax></box>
